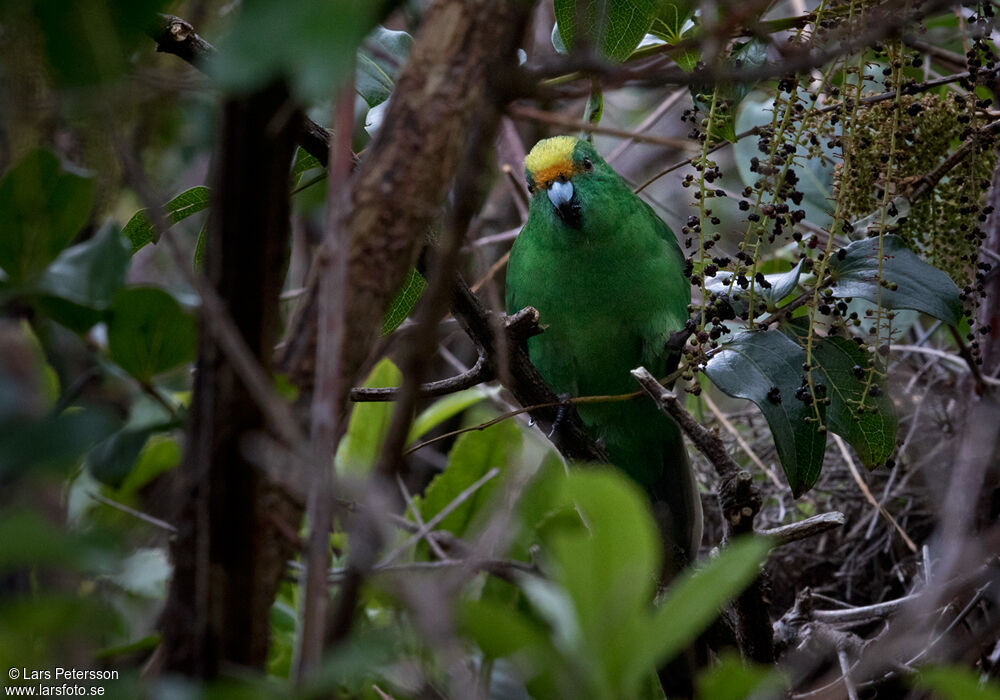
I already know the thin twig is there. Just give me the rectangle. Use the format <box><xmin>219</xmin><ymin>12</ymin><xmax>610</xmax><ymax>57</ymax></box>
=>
<box><xmin>759</xmin><ymin>512</ymin><xmax>846</xmax><ymax>547</ymax></box>
<box><xmin>325</xmin><ymin>556</ymin><xmax>538</xmax><ymax>584</ymax></box>
<box><xmin>350</xmin><ymin>352</ymin><xmax>491</xmax><ymax>402</ymax></box>
<box><xmin>701</xmin><ymin>391</ymin><xmax>784</xmax><ymax>488</ymax></box>
<box><xmin>396</xmin><ymin>475</ymin><xmax>449</xmax><ymax>561</ymax></box>
<box><xmin>296</xmin><ymin>75</ymin><xmax>355</xmax><ymax>680</ymax></box>
<box><xmin>379</xmin><ymin>468</ymin><xmax>500</xmax><ymax>567</ymax></box>
<box><xmin>838</xmin><ymin>648</ymin><xmax>861</xmax><ymax>700</ymax></box>
<box><xmin>88</xmin><ymin>492</ymin><xmax>178</xmax><ymax>533</ymax></box>
<box><xmin>508</xmin><ymin>105</ymin><xmax>697</xmax><ymax>150</ymax></box>
<box><xmin>833</xmin><ymin>434</ymin><xmax>918</xmax><ymax>553</ymax></box>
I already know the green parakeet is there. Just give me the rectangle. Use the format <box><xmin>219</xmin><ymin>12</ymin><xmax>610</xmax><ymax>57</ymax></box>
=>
<box><xmin>505</xmin><ymin>135</ymin><xmax>703</xmax><ymax>574</ymax></box>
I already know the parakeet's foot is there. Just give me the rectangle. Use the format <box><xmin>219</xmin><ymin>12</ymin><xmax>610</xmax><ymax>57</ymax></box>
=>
<box><xmin>547</xmin><ymin>393</ymin><xmax>572</xmax><ymax>439</ymax></box>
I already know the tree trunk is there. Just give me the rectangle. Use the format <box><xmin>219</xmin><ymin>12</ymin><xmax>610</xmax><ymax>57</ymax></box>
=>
<box><xmin>159</xmin><ymin>81</ymin><xmax>301</xmax><ymax>676</ymax></box>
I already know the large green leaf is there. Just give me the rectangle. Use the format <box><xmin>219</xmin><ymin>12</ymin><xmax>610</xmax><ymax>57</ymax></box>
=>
<box><xmin>554</xmin><ymin>0</ymin><xmax>660</xmax><ymax>63</ymax></box>
<box><xmin>466</xmin><ymin>469</ymin><xmax>772</xmax><ymax>699</ymax></box>
<box><xmin>0</xmin><ymin>150</ymin><xmax>95</xmax><ymax>283</ymax></box>
<box><xmin>915</xmin><ymin>667</ymin><xmax>1000</xmax><ymax>700</ymax></box>
<box><xmin>705</xmin><ymin>330</ymin><xmax>827</xmax><ymax>496</ymax></box>
<box><xmin>407</xmin><ymin>386</ymin><xmax>497</xmax><ymax>444</ymax></box>
<box><xmin>106</xmin><ymin>287</ymin><xmax>197</xmax><ymax>383</ymax></box>
<box><xmin>630</xmin><ymin>537</ymin><xmax>771</xmax><ymax>689</ymax></box>
<box><xmin>29</xmin><ymin>224</ymin><xmax>131</xmax><ymax>334</ymax></box>
<box><xmin>335</xmin><ymin>358</ymin><xmax>403</xmax><ymax>476</ymax></box>
<box><xmin>828</xmin><ymin>234</ymin><xmax>963</xmax><ymax>325</ymax></box>
<box><xmin>542</xmin><ymin>469</ymin><xmax>661</xmax><ymax>694</ymax></box>
<box><xmin>696</xmin><ymin>654</ymin><xmax>786</xmax><ymax>700</ymax></box>
<box><xmin>419</xmin><ymin>419</ymin><xmax>521</xmax><ymax>537</ymax></box>
<box><xmin>0</xmin><ymin>407</ymin><xmax>118</xmax><ymax>480</ymax></box>
<box><xmin>122</xmin><ymin>186</ymin><xmax>210</xmax><ymax>255</ymax></box>
<box><xmin>34</xmin><ymin>222</ymin><xmax>131</xmax><ymax>308</ymax></box>
<box><xmin>811</xmin><ymin>336</ymin><xmax>896</xmax><ymax>467</ymax></box>
<box><xmin>356</xmin><ymin>26</ymin><xmax>413</xmax><ymax>108</ymax></box>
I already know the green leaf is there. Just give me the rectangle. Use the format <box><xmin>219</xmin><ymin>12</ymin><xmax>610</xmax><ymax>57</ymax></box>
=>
<box><xmin>915</xmin><ymin>666</ymin><xmax>1000</xmax><ymax>700</ymax></box>
<box><xmin>88</xmin><ymin>421</ymin><xmax>177</xmax><ymax>488</ymax></box>
<box><xmin>335</xmin><ymin>358</ymin><xmax>403</xmax><ymax>476</ymax></box>
<box><xmin>649</xmin><ymin>0</ymin><xmax>696</xmax><ymax>43</ymax></box>
<box><xmin>291</xmin><ymin>148</ymin><xmax>324</xmax><ymax>188</ymax></box>
<box><xmin>419</xmin><ymin>420</ymin><xmax>521</xmax><ymax>537</ymax></box>
<box><xmin>122</xmin><ymin>186</ymin><xmax>211</xmax><ymax>255</ymax></box>
<box><xmin>407</xmin><ymin>386</ymin><xmax>498</xmax><ymax>444</ymax></box>
<box><xmin>633</xmin><ymin>537</ymin><xmax>771</xmax><ymax>682</ymax></box>
<box><xmin>356</xmin><ymin>26</ymin><xmax>413</xmax><ymax>108</ymax></box>
<box><xmin>810</xmin><ymin>335</ymin><xmax>896</xmax><ymax>467</ymax></box>
<box><xmin>381</xmin><ymin>267</ymin><xmax>426</xmax><ymax>335</ymax></box>
<box><xmin>695</xmin><ymin>653</ymin><xmax>785</xmax><ymax>700</ymax></box>
<box><xmin>705</xmin><ymin>330</ymin><xmax>827</xmax><ymax>496</ymax></box>
<box><xmin>33</xmin><ymin>222</ymin><xmax>131</xmax><ymax>310</ymax></box>
<box><xmin>118</xmin><ymin>434</ymin><xmax>182</xmax><ymax>495</ymax></box>
<box><xmin>706</xmin><ymin>260</ymin><xmax>803</xmax><ymax>317</ymax></box>
<box><xmin>553</xmin><ymin>0</ymin><xmax>660</xmax><ymax>63</ymax></box>
<box><xmin>106</xmin><ymin>287</ymin><xmax>197</xmax><ymax>383</ymax></box>
<box><xmin>829</xmin><ymin>234</ymin><xmax>963</xmax><ymax>325</ymax></box>
<box><xmin>0</xmin><ymin>149</ymin><xmax>95</xmax><ymax>283</ymax></box>
<box><xmin>0</xmin><ymin>509</ymin><xmax>108</xmax><ymax>571</ymax></box>
<box><xmin>0</xmin><ymin>407</ymin><xmax>119</xmax><ymax>480</ymax></box>
<box><xmin>460</xmin><ymin>597</ymin><xmax>552</xmax><ymax>661</ymax></box>
<box><xmin>522</xmin><ymin>468</ymin><xmax>661</xmax><ymax>697</ymax></box>
<box><xmin>544</xmin><ymin>469</ymin><xmax>660</xmax><ymax>628</ymax></box>
<box><xmin>192</xmin><ymin>223</ymin><xmax>207</xmax><ymax>272</ymax></box>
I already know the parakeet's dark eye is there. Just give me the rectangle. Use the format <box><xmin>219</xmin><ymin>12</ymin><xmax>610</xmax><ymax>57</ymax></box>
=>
<box><xmin>582</xmin><ymin>158</ymin><xmax>593</xmax><ymax>172</ymax></box>
<box><xmin>527</xmin><ymin>183</ymin><xmax>536</xmax><ymax>194</ymax></box>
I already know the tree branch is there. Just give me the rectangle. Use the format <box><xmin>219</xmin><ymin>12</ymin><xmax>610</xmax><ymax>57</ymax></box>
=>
<box><xmin>631</xmin><ymin>367</ymin><xmax>774</xmax><ymax>664</ymax></box>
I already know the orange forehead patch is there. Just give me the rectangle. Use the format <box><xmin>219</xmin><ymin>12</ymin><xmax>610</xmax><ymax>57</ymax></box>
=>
<box><xmin>531</xmin><ymin>162</ymin><xmax>574</xmax><ymax>187</ymax></box>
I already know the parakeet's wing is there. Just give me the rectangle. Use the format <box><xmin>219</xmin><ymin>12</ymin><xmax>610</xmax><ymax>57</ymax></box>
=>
<box><xmin>630</xmin><ymin>202</ymin><xmax>690</xmax><ymax>377</ymax></box>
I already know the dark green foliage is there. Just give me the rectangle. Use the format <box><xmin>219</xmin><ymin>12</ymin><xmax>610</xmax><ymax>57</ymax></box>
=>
<box><xmin>705</xmin><ymin>330</ymin><xmax>827</xmax><ymax>495</ymax></box>
<box><xmin>554</xmin><ymin>0</ymin><xmax>660</xmax><ymax>62</ymax></box>
<box><xmin>0</xmin><ymin>150</ymin><xmax>95</xmax><ymax>283</ymax></box>
<box><xmin>829</xmin><ymin>234</ymin><xmax>964</xmax><ymax>326</ymax></box>
<box><xmin>106</xmin><ymin>287</ymin><xmax>196</xmax><ymax>383</ymax></box>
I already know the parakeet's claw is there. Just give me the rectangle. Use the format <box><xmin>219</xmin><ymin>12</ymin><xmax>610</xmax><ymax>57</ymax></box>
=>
<box><xmin>547</xmin><ymin>393</ymin><xmax>572</xmax><ymax>439</ymax></box>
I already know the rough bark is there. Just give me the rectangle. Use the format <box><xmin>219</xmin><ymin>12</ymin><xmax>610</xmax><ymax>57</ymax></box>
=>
<box><xmin>159</xmin><ymin>82</ymin><xmax>301</xmax><ymax>675</ymax></box>
<box><xmin>279</xmin><ymin>0</ymin><xmax>534</xmax><ymax>415</ymax></box>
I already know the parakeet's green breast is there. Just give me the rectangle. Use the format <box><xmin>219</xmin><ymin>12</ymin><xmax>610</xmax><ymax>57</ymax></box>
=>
<box><xmin>506</xmin><ymin>136</ymin><xmax>701</xmax><ymax>568</ymax></box>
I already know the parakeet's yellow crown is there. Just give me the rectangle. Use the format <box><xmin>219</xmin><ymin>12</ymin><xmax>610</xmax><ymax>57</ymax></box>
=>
<box><xmin>525</xmin><ymin>136</ymin><xmax>578</xmax><ymax>186</ymax></box>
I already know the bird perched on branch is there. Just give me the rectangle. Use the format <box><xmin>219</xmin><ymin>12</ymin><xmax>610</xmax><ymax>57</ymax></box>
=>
<box><xmin>505</xmin><ymin>135</ymin><xmax>702</xmax><ymax>577</ymax></box>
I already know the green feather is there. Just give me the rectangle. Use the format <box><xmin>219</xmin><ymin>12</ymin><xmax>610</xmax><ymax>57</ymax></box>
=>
<box><xmin>506</xmin><ymin>137</ymin><xmax>702</xmax><ymax>572</ymax></box>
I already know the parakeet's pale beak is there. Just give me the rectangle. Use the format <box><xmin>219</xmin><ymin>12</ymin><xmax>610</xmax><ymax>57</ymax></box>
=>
<box><xmin>547</xmin><ymin>180</ymin><xmax>574</xmax><ymax>208</ymax></box>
